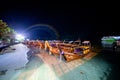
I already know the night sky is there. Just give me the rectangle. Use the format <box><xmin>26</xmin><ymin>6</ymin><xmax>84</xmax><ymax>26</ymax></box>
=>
<box><xmin>0</xmin><ymin>2</ymin><xmax>115</xmax><ymax>43</ymax></box>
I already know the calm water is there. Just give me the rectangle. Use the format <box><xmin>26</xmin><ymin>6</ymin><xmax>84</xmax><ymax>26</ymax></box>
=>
<box><xmin>99</xmin><ymin>50</ymin><xmax>120</xmax><ymax>80</ymax></box>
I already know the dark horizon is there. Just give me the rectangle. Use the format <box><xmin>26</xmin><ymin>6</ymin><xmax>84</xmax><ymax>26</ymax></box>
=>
<box><xmin>0</xmin><ymin>3</ymin><xmax>115</xmax><ymax>43</ymax></box>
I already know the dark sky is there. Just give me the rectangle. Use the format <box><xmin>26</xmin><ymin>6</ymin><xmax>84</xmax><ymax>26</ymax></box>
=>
<box><xmin>0</xmin><ymin>2</ymin><xmax>114</xmax><ymax>43</ymax></box>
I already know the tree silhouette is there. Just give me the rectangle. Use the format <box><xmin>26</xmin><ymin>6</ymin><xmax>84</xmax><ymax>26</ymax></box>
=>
<box><xmin>0</xmin><ymin>20</ymin><xmax>16</xmax><ymax>44</ymax></box>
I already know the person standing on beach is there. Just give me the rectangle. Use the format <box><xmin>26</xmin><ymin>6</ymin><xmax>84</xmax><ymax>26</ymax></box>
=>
<box><xmin>56</xmin><ymin>43</ymin><xmax>66</xmax><ymax>62</ymax></box>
